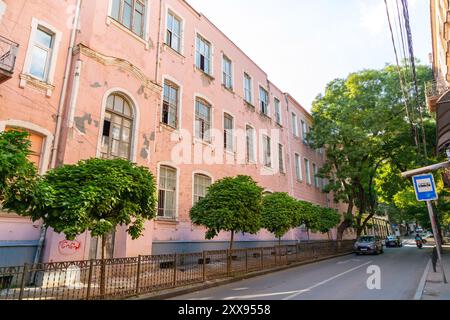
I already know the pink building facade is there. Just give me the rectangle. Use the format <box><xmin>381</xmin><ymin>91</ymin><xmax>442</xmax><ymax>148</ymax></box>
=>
<box><xmin>0</xmin><ymin>0</ymin><xmax>355</xmax><ymax>265</ymax></box>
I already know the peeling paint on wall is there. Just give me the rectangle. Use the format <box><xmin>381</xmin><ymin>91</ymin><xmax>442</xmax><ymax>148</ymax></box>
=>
<box><xmin>74</xmin><ymin>113</ymin><xmax>92</xmax><ymax>134</ymax></box>
<box><xmin>140</xmin><ymin>134</ymin><xmax>150</xmax><ymax>160</ymax></box>
<box><xmin>90</xmin><ymin>82</ymin><xmax>102</xmax><ymax>88</ymax></box>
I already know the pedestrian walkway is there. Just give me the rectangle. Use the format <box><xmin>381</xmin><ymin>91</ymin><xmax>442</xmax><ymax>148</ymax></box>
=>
<box><xmin>421</xmin><ymin>244</ymin><xmax>450</xmax><ymax>300</ymax></box>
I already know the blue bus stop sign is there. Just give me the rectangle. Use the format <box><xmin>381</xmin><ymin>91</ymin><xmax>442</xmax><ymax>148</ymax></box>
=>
<box><xmin>412</xmin><ymin>174</ymin><xmax>438</xmax><ymax>202</ymax></box>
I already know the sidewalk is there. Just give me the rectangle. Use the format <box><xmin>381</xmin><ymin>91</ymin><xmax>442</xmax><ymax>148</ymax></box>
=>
<box><xmin>420</xmin><ymin>244</ymin><xmax>450</xmax><ymax>300</ymax></box>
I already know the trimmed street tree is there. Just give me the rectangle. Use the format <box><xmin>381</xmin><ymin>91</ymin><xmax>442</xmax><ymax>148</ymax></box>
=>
<box><xmin>0</xmin><ymin>130</ymin><xmax>36</xmax><ymax>210</ymax></box>
<box><xmin>11</xmin><ymin>158</ymin><xmax>157</xmax><ymax>295</ymax></box>
<box><xmin>261</xmin><ymin>192</ymin><xmax>300</xmax><ymax>245</ymax></box>
<box><xmin>189</xmin><ymin>175</ymin><xmax>263</xmax><ymax>251</ymax></box>
<box><xmin>308</xmin><ymin>206</ymin><xmax>341</xmax><ymax>235</ymax></box>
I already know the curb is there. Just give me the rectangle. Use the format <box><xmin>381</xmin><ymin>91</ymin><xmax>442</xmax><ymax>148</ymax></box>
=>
<box><xmin>128</xmin><ymin>252</ymin><xmax>354</xmax><ymax>300</ymax></box>
<box><xmin>414</xmin><ymin>259</ymin><xmax>431</xmax><ymax>300</ymax></box>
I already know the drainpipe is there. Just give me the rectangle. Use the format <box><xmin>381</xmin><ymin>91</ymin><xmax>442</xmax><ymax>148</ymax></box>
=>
<box><xmin>32</xmin><ymin>0</ymin><xmax>82</xmax><ymax>272</ymax></box>
<box><xmin>152</xmin><ymin>0</ymin><xmax>164</xmax><ymax>156</ymax></box>
<box><xmin>284</xmin><ymin>93</ymin><xmax>295</xmax><ymax>198</ymax></box>
<box><xmin>50</xmin><ymin>0</ymin><xmax>82</xmax><ymax>168</ymax></box>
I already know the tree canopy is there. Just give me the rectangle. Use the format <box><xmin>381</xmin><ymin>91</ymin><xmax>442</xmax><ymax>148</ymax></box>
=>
<box><xmin>310</xmin><ymin>64</ymin><xmax>435</xmax><ymax>238</ymax></box>
<box><xmin>190</xmin><ymin>175</ymin><xmax>263</xmax><ymax>250</ymax></box>
<box><xmin>11</xmin><ymin>158</ymin><xmax>158</xmax><ymax>245</ymax></box>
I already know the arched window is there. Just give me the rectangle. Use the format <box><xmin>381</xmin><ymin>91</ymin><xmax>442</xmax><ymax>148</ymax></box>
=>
<box><xmin>101</xmin><ymin>93</ymin><xmax>134</xmax><ymax>160</ymax></box>
<box><xmin>193</xmin><ymin>173</ymin><xmax>212</xmax><ymax>204</ymax></box>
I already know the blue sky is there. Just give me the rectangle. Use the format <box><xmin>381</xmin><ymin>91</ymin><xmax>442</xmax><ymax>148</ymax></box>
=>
<box><xmin>187</xmin><ymin>0</ymin><xmax>431</xmax><ymax>111</ymax></box>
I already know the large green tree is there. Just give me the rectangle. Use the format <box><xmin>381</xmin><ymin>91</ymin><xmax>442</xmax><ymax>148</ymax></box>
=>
<box><xmin>310</xmin><ymin>64</ymin><xmax>434</xmax><ymax>239</ymax></box>
<box><xmin>190</xmin><ymin>175</ymin><xmax>263</xmax><ymax>251</ymax></box>
<box><xmin>0</xmin><ymin>130</ymin><xmax>36</xmax><ymax>209</ymax></box>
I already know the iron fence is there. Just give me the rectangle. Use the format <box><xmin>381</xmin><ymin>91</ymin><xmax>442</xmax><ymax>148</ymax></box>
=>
<box><xmin>0</xmin><ymin>240</ymin><xmax>355</xmax><ymax>300</ymax></box>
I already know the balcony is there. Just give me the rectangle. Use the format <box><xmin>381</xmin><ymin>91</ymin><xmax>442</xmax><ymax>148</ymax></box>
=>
<box><xmin>0</xmin><ymin>35</ymin><xmax>19</xmax><ymax>84</ymax></box>
<box><xmin>425</xmin><ymin>80</ymin><xmax>448</xmax><ymax>113</ymax></box>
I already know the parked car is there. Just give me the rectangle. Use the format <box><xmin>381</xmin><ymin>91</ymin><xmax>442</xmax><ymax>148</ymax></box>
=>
<box><xmin>385</xmin><ymin>235</ymin><xmax>402</xmax><ymax>248</ymax></box>
<box><xmin>415</xmin><ymin>227</ymin><xmax>424</xmax><ymax>233</ymax></box>
<box><xmin>354</xmin><ymin>235</ymin><xmax>384</xmax><ymax>255</ymax></box>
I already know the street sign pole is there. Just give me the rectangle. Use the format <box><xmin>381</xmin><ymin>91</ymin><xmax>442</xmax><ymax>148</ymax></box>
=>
<box><xmin>426</xmin><ymin>201</ymin><xmax>447</xmax><ymax>284</ymax></box>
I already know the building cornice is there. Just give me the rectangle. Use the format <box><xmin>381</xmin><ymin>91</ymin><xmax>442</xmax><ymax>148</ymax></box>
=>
<box><xmin>74</xmin><ymin>43</ymin><xmax>162</xmax><ymax>94</ymax></box>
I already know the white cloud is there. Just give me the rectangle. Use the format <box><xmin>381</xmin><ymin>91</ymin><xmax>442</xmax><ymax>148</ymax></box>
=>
<box><xmin>359</xmin><ymin>0</ymin><xmax>388</xmax><ymax>36</ymax></box>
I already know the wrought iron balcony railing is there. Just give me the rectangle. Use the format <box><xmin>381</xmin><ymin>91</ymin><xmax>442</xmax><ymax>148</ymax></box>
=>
<box><xmin>0</xmin><ymin>35</ymin><xmax>19</xmax><ymax>76</ymax></box>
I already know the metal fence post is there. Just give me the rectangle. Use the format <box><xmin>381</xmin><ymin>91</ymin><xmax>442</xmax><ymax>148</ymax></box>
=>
<box><xmin>173</xmin><ymin>253</ymin><xmax>177</xmax><ymax>287</ymax></box>
<box><xmin>260</xmin><ymin>248</ymin><xmax>264</xmax><ymax>269</ymax></box>
<box><xmin>245</xmin><ymin>249</ymin><xmax>248</xmax><ymax>273</ymax></box>
<box><xmin>296</xmin><ymin>244</ymin><xmax>300</xmax><ymax>262</ymax></box>
<box><xmin>202</xmin><ymin>251</ymin><xmax>206</xmax><ymax>282</ymax></box>
<box><xmin>226</xmin><ymin>250</ymin><xmax>231</xmax><ymax>276</ymax></box>
<box><xmin>135</xmin><ymin>255</ymin><xmax>142</xmax><ymax>295</ymax></box>
<box><xmin>86</xmin><ymin>260</ymin><xmax>94</xmax><ymax>300</ymax></box>
<box><xmin>18</xmin><ymin>263</ymin><xmax>29</xmax><ymax>300</ymax></box>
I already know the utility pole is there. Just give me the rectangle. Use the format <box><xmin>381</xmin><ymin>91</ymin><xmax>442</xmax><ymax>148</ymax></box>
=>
<box><xmin>426</xmin><ymin>201</ymin><xmax>447</xmax><ymax>283</ymax></box>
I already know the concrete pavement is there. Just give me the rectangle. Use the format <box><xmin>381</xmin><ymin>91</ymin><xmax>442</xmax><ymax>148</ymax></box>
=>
<box><xmin>171</xmin><ymin>241</ymin><xmax>430</xmax><ymax>300</ymax></box>
<box><xmin>421</xmin><ymin>244</ymin><xmax>450</xmax><ymax>300</ymax></box>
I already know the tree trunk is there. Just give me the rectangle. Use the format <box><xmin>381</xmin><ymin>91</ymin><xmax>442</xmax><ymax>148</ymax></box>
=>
<box><xmin>100</xmin><ymin>234</ymin><xmax>106</xmax><ymax>298</ymax></box>
<box><xmin>229</xmin><ymin>230</ymin><xmax>234</xmax><ymax>251</ymax></box>
<box><xmin>278</xmin><ymin>237</ymin><xmax>281</xmax><ymax>246</ymax></box>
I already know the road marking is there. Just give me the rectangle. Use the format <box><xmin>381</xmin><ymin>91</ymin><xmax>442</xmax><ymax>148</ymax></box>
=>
<box><xmin>223</xmin><ymin>261</ymin><xmax>373</xmax><ymax>300</ymax></box>
<box><xmin>337</xmin><ymin>259</ymin><xmax>361</xmax><ymax>265</ymax></box>
<box><xmin>282</xmin><ymin>261</ymin><xmax>373</xmax><ymax>300</ymax></box>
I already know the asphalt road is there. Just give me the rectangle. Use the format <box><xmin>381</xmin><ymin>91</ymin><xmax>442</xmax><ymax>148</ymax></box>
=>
<box><xmin>170</xmin><ymin>239</ymin><xmax>431</xmax><ymax>300</ymax></box>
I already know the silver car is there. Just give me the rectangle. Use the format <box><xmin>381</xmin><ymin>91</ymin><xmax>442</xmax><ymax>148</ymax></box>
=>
<box><xmin>354</xmin><ymin>235</ymin><xmax>384</xmax><ymax>255</ymax></box>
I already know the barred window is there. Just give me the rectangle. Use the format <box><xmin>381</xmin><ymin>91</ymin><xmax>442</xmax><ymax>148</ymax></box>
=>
<box><xmin>246</xmin><ymin>125</ymin><xmax>255</xmax><ymax>163</ymax></box>
<box><xmin>263</xmin><ymin>135</ymin><xmax>271</xmax><ymax>168</ymax></box>
<box><xmin>222</xmin><ymin>56</ymin><xmax>232</xmax><ymax>89</ymax></box>
<box><xmin>196</xmin><ymin>35</ymin><xmax>211</xmax><ymax>74</ymax></box>
<box><xmin>259</xmin><ymin>87</ymin><xmax>269</xmax><ymax>116</ymax></box>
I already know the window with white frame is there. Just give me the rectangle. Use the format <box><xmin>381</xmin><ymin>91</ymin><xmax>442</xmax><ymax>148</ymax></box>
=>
<box><xmin>313</xmin><ymin>163</ymin><xmax>320</xmax><ymax>188</ymax></box>
<box><xmin>292</xmin><ymin>113</ymin><xmax>299</xmax><ymax>137</ymax></box>
<box><xmin>111</xmin><ymin>0</ymin><xmax>146</xmax><ymax>38</ymax></box>
<box><xmin>27</xmin><ymin>26</ymin><xmax>55</xmax><ymax>81</ymax></box>
<box><xmin>224</xmin><ymin>113</ymin><xmax>234</xmax><ymax>152</ymax></box>
<box><xmin>244</xmin><ymin>73</ymin><xmax>252</xmax><ymax>104</ymax></box>
<box><xmin>193</xmin><ymin>174</ymin><xmax>212</xmax><ymax>204</ymax></box>
<box><xmin>295</xmin><ymin>153</ymin><xmax>302</xmax><ymax>181</ymax></box>
<box><xmin>196</xmin><ymin>35</ymin><xmax>211</xmax><ymax>75</ymax></box>
<box><xmin>166</xmin><ymin>11</ymin><xmax>182</xmax><ymax>53</ymax></box>
<box><xmin>274</xmin><ymin>98</ymin><xmax>282</xmax><ymax>125</ymax></box>
<box><xmin>222</xmin><ymin>55</ymin><xmax>232</xmax><ymax>90</ymax></box>
<box><xmin>101</xmin><ymin>93</ymin><xmax>134</xmax><ymax>160</ymax></box>
<box><xmin>304</xmin><ymin>158</ymin><xmax>311</xmax><ymax>184</ymax></box>
<box><xmin>278</xmin><ymin>143</ymin><xmax>285</xmax><ymax>173</ymax></box>
<box><xmin>246</xmin><ymin>125</ymin><xmax>255</xmax><ymax>163</ymax></box>
<box><xmin>301</xmin><ymin>120</ymin><xmax>308</xmax><ymax>144</ymax></box>
<box><xmin>162</xmin><ymin>80</ymin><xmax>179</xmax><ymax>128</ymax></box>
<box><xmin>259</xmin><ymin>87</ymin><xmax>269</xmax><ymax>116</ymax></box>
<box><xmin>158</xmin><ymin>166</ymin><xmax>177</xmax><ymax>218</ymax></box>
<box><xmin>195</xmin><ymin>98</ymin><xmax>211</xmax><ymax>142</ymax></box>
<box><xmin>262</xmin><ymin>135</ymin><xmax>271</xmax><ymax>167</ymax></box>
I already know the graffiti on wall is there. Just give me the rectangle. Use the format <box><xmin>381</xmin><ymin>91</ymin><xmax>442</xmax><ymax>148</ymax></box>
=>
<box><xmin>58</xmin><ymin>240</ymin><xmax>82</xmax><ymax>256</ymax></box>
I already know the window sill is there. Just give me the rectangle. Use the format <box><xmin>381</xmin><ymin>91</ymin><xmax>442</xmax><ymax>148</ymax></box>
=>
<box><xmin>258</xmin><ymin>112</ymin><xmax>272</xmax><ymax>121</ymax></box>
<box><xmin>195</xmin><ymin>67</ymin><xmax>215</xmax><ymax>81</ymax></box>
<box><xmin>19</xmin><ymin>73</ymin><xmax>55</xmax><ymax>97</ymax></box>
<box><xmin>245</xmin><ymin>101</ymin><xmax>255</xmax><ymax>110</ymax></box>
<box><xmin>160</xmin><ymin>122</ymin><xmax>179</xmax><ymax>133</ymax></box>
<box><xmin>155</xmin><ymin>217</ymin><xmax>179</xmax><ymax>224</ymax></box>
<box><xmin>222</xmin><ymin>85</ymin><xmax>235</xmax><ymax>94</ymax></box>
<box><xmin>194</xmin><ymin>138</ymin><xmax>213</xmax><ymax>147</ymax></box>
<box><xmin>163</xmin><ymin>43</ymin><xmax>185</xmax><ymax>60</ymax></box>
<box><xmin>106</xmin><ymin>17</ymin><xmax>150</xmax><ymax>50</ymax></box>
